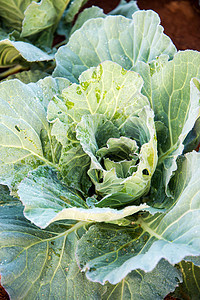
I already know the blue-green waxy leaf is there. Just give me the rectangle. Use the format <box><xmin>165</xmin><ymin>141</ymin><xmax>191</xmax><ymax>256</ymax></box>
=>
<box><xmin>174</xmin><ymin>260</ymin><xmax>200</xmax><ymax>299</ymax></box>
<box><xmin>0</xmin><ymin>187</ymin><xmax>180</xmax><ymax>300</ymax></box>
<box><xmin>151</xmin><ymin>53</ymin><xmax>200</xmax><ymax>156</ymax></box>
<box><xmin>134</xmin><ymin>52</ymin><xmax>200</xmax><ymax>199</ymax></box>
<box><xmin>19</xmin><ymin>165</ymin><xmax>152</xmax><ymax>228</ymax></box>
<box><xmin>53</xmin><ymin>10</ymin><xmax>176</xmax><ymax>82</ymax></box>
<box><xmin>102</xmin><ymin>259</ymin><xmax>182</xmax><ymax>300</ymax></box>
<box><xmin>18</xmin><ymin>166</ymin><xmax>88</xmax><ymax>227</ymax></box>
<box><xmin>0</xmin><ymin>192</ymin><xmax>107</xmax><ymax>299</ymax></box>
<box><xmin>0</xmin><ymin>76</ymin><xmax>70</xmax><ymax>191</ymax></box>
<box><xmin>76</xmin><ymin>151</ymin><xmax>200</xmax><ymax>284</ymax></box>
<box><xmin>151</xmin><ymin>53</ymin><xmax>200</xmax><ymax>195</ymax></box>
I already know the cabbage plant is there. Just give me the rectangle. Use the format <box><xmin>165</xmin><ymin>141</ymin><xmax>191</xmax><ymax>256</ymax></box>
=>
<box><xmin>0</xmin><ymin>2</ymin><xmax>200</xmax><ymax>300</ymax></box>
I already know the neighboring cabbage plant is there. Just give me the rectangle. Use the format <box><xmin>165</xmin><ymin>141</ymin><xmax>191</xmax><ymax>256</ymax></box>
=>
<box><xmin>0</xmin><ymin>5</ymin><xmax>200</xmax><ymax>300</ymax></box>
<box><xmin>0</xmin><ymin>0</ymin><xmax>90</xmax><ymax>78</ymax></box>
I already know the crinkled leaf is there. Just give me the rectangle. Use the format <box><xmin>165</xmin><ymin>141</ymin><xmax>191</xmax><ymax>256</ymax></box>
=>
<box><xmin>0</xmin><ymin>39</ymin><xmax>53</xmax><ymax>67</ymax></box>
<box><xmin>136</xmin><ymin>52</ymin><xmax>200</xmax><ymax>156</ymax></box>
<box><xmin>53</xmin><ymin>10</ymin><xmax>176</xmax><ymax>82</ymax></box>
<box><xmin>18</xmin><ymin>165</ymin><xmax>151</xmax><ymax>228</ymax></box>
<box><xmin>76</xmin><ymin>114</ymin><xmax>120</xmax><ymax>168</ymax></box>
<box><xmin>0</xmin><ymin>76</ymin><xmax>69</xmax><ymax>191</ymax></box>
<box><xmin>0</xmin><ymin>192</ymin><xmax>106</xmax><ymax>299</ymax></box>
<box><xmin>76</xmin><ymin>107</ymin><xmax>157</xmax><ymax>201</ymax></box>
<box><xmin>174</xmin><ymin>260</ymin><xmax>200</xmax><ymax>300</ymax></box>
<box><xmin>76</xmin><ymin>151</ymin><xmax>200</xmax><ymax>284</ymax></box>
<box><xmin>48</xmin><ymin>61</ymin><xmax>151</xmax><ymax>190</ymax></box>
<box><xmin>103</xmin><ymin>259</ymin><xmax>182</xmax><ymax>300</ymax></box>
<box><xmin>49</xmin><ymin>61</ymin><xmax>149</xmax><ymax>128</ymax></box>
<box><xmin>109</xmin><ymin>0</ymin><xmax>139</xmax><ymax>18</ymax></box>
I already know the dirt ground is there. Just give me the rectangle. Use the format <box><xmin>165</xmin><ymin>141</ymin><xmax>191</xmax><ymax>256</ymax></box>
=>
<box><xmin>0</xmin><ymin>0</ymin><xmax>199</xmax><ymax>299</ymax></box>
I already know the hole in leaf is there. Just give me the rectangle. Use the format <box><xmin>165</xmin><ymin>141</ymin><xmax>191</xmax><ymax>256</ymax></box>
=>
<box><xmin>136</xmin><ymin>159</ymin><xmax>140</xmax><ymax>165</ymax></box>
<box><xmin>15</xmin><ymin>125</ymin><xmax>20</xmax><ymax>132</ymax></box>
<box><xmin>88</xmin><ymin>184</ymin><xmax>95</xmax><ymax>197</ymax></box>
<box><xmin>142</xmin><ymin>169</ymin><xmax>149</xmax><ymax>176</ymax></box>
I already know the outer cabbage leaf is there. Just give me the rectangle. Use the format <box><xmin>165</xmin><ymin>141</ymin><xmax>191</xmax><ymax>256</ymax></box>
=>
<box><xmin>151</xmin><ymin>52</ymin><xmax>200</xmax><ymax>195</ymax></box>
<box><xmin>0</xmin><ymin>187</ymin><xmax>180</xmax><ymax>300</ymax></box>
<box><xmin>53</xmin><ymin>10</ymin><xmax>177</xmax><ymax>82</ymax></box>
<box><xmin>0</xmin><ymin>76</ymin><xmax>70</xmax><ymax>191</ymax></box>
<box><xmin>151</xmin><ymin>53</ymin><xmax>200</xmax><ymax>158</ymax></box>
<box><xmin>103</xmin><ymin>259</ymin><xmax>182</xmax><ymax>300</ymax></box>
<box><xmin>173</xmin><ymin>260</ymin><xmax>200</xmax><ymax>300</ymax></box>
<box><xmin>133</xmin><ymin>51</ymin><xmax>200</xmax><ymax>199</ymax></box>
<box><xmin>0</xmin><ymin>192</ymin><xmax>107</xmax><ymax>299</ymax></box>
<box><xmin>75</xmin><ymin>151</ymin><xmax>200</xmax><ymax>284</ymax></box>
<box><xmin>18</xmin><ymin>165</ymin><xmax>151</xmax><ymax>228</ymax></box>
<box><xmin>48</xmin><ymin>61</ymin><xmax>157</xmax><ymax>195</ymax></box>
<box><xmin>0</xmin><ymin>39</ymin><xmax>53</xmax><ymax>67</ymax></box>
